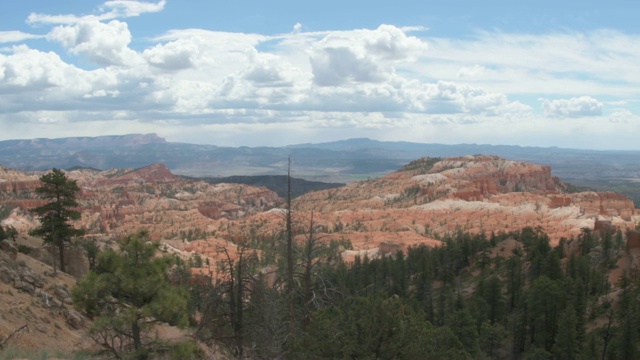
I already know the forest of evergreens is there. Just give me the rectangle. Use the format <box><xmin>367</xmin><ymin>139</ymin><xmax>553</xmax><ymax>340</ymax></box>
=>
<box><xmin>160</xmin><ymin>224</ymin><xmax>637</xmax><ymax>359</ymax></box>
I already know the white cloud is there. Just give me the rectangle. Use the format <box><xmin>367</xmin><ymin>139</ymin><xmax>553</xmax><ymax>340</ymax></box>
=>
<box><xmin>400</xmin><ymin>81</ymin><xmax>531</xmax><ymax>116</ymax></box>
<box><xmin>0</xmin><ymin>44</ymin><xmax>127</xmax><ymax>115</ymax></box>
<box><xmin>365</xmin><ymin>25</ymin><xmax>427</xmax><ymax>61</ymax></box>
<box><xmin>0</xmin><ymin>45</ymin><xmax>79</xmax><ymax>90</ymax></box>
<box><xmin>419</xmin><ymin>30</ymin><xmax>640</xmax><ymax>97</ymax></box>
<box><xmin>311</xmin><ymin>46</ymin><xmax>386</xmax><ymax>86</ymax></box>
<box><xmin>100</xmin><ymin>0</ymin><xmax>166</xmax><ymax>17</ymax></box>
<box><xmin>47</xmin><ymin>20</ymin><xmax>140</xmax><ymax>66</ymax></box>
<box><xmin>2</xmin><ymin>2</ymin><xmax>639</xmax><ymax>149</ymax></box>
<box><xmin>608</xmin><ymin>109</ymin><xmax>637</xmax><ymax>123</ymax></box>
<box><xmin>457</xmin><ymin>64</ymin><xmax>486</xmax><ymax>78</ymax></box>
<box><xmin>540</xmin><ymin>96</ymin><xmax>603</xmax><ymax>118</ymax></box>
<box><xmin>28</xmin><ymin>0</ymin><xmax>166</xmax><ymax>25</ymax></box>
<box><xmin>243</xmin><ymin>53</ymin><xmax>295</xmax><ymax>87</ymax></box>
<box><xmin>143</xmin><ymin>40</ymin><xmax>196</xmax><ymax>70</ymax></box>
<box><xmin>0</xmin><ymin>31</ymin><xmax>44</xmax><ymax>43</ymax></box>
<box><xmin>310</xmin><ymin>25</ymin><xmax>427</xmax><ymax>86</ymax></box>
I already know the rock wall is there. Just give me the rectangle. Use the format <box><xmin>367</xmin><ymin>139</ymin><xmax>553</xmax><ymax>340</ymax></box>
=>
<box><xmin>0</xmin><ymin>180</ymin><xmax>41</xmax><ymax>194</ymax></box>
<box><xmin>627</xmin><ymin>230</ymin><xmax>640</xmax><ymax>251</ymax></box>
<box><xmin>570</xmin><ymin>192</ymin><xmax>635</xmax><ymax>220</ymax></box>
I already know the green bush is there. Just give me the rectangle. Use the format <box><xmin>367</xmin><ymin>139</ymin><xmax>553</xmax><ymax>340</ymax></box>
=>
<box><xmin>17</xmin><ymin>244</ymin><xmax>32</xmax><ymax>255</ymax></box>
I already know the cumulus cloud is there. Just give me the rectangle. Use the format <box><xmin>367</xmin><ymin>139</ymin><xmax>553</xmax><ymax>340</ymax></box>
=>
<box><xmin>310</xmin><ymin>25</ymin><xmax>427</xmax><ymax>86</ymax></box>
<box><xmin>540</xmin><ymin>96</ymin><xmax>603</xmax><ymax>118</ymax></box>
<box><xmin>0</xmin><ymin>45</ymin><xmax>78</xmax><ymax>90</ymax></box>
<box><xmin>311</xmin><ymin>46</ymin><xmax>385</xmax><ymax>86</ymax></box>
<box><xmin>243</xmin><ymin>53</ymin><xmax>295</xmax><ymax>87</ymax></box>
<box><xmin>143</xmin><ymin>40</ymin><xmax>196</xmax><ymax>70</ymax></box>
<box><xmin>402</xmin><ymin>81</ymin><xmax>531</xmax><ymax>116</ymax></box>
<box><xmin>0</xmin><ymin>44</ymin><xmax>130</xmax><ymax>115</ymax></box>
<box><xmin>365</xmin><ymin>25</ymin><xmax>427</xmax><ymax>60</ymax></box>
<box><xmin>4</xmin><ymin>2</ymin><xmax>636</xmax><ymax>148</ymax></box>
<box><xmin>47</xmin><ymin>20</ymin><xmax>139</xmax><ymax>66</ymax></box>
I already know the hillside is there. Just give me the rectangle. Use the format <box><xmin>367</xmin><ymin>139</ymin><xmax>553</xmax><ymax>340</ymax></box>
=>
<box><xmin>1</xmin><ymin>134</ymin><xmax>639</xmax><ymax>206</ymax></box>
<box><xmin>0</xmin><ymin>247</ymin><xmax>90</xmax><ymax>353</ymax></box>
<box><xmin>198</xmin><ymin>175</ymin><xmax>344</xmax><ymax>199</ymax></box>
<box><xmin>1</xmin><ymin>156</ymin><xmax>637</xmax><ymax>263</ymax></box>
<box><xmin>286</xmin><ymin>155</ymin><xmax>635</xmax><ymax>253</ymax></box>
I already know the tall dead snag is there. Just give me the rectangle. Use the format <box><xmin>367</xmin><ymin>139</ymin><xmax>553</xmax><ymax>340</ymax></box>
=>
<box><xmin>301</xmin><ymin>211</ymin><xmax>316</xmax><ymax>331</ymax></box>
<box><xmin>196</xmin><ymin>240</ymin><xmax>256</xmax><ymax>358</ymax></box>
<box><xmin>286</xmin><ymin>157</ymin><xmax>296</xmax><ymax>335</ymax></box>
<box><xmin>298</xmin><ymin>211</ymin><xmax>344</xmax><ymax>331</ymax></box>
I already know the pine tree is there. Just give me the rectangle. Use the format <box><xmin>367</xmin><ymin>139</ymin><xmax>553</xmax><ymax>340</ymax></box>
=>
<box><xmin>552</xmin><ymin>304</ymin><xmax>579</xmax><ymax>359</ymax></box>
<box><xmin>450</xmin><ymin>308</ymin><xmax>481</xmax><ymax>356</ymax></box>
<box><xmin>526</xmin><ymin>276</ymin><xmax>564</xmax><ymax>351</ymax></box>
<box><xmin>615</xmin><ymin>274</ymin><xmax>639</xmax><ymax>360</ymax></box>
<box><xmin>30</xmin><ymin>168</ymin><xmax>83</xmax><ymax>273</ymax></box>
<box><xmin>506</xmin><ymin>255</ymin><xmax>524</xmax><ymax>310</ymax></box>
<box><xmin>72</xmin><ymin>230</ymin><xmax>188</xmax><ymax>360</ymax></box>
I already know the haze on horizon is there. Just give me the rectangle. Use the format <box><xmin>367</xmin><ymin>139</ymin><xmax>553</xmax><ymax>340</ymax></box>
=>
<box><xmin>0</xmin><ymin>1</ymin><xmax>638</xmax><ymax>150</ymax></box>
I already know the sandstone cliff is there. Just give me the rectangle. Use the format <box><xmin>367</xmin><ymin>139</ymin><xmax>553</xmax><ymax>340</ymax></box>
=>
<box><xmin>1</xmin><ymin>156</ymin><xmax>638</xmax><ymax>265</ymax></box>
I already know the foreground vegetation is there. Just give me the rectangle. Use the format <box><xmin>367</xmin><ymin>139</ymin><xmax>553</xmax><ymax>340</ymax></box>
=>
<box><xmin>58</xmin><ymin>223</ymin><xmax>637</xmax><ymax>359</ymax></box>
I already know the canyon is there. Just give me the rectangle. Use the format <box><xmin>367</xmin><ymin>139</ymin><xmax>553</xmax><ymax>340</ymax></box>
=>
<box><xmin>1</xmin><ymin>155</ymin><xmax>637</xmax><ymax>272</ymax></box>
<box><xmin>1</xmin><ymin>154</ymin><xmax>639</xmax><ymax>353</ymax></box>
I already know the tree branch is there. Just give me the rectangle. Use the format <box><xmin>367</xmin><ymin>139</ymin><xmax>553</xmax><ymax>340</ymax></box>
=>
<box><xmin>0</xmin><ymin>324</ymin><xmax>28</xmax><ymax>350</ymax></box>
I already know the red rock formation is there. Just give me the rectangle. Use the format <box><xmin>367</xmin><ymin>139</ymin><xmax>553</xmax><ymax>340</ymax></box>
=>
<box><xmin>0</xmin><ymin>180</ymin><xmax>41</xmax><ymax>194</ymax></box>
<box><xmin>111</xmin><ymin>163</ymin><xmax>176</xmax><ymax>183</ymax></box>
<box><xmin>594</xmin><ymin>220</ymin><xmax>615</xmax><ymax>235</ymax></box>
<box><xmin>627</xmin><ymin>230</ymin><xmax>640</xmax><ymax>251</ymax></box>
<box><xmin>291</xmin><ymin>155</ymin><xmax>638</xmax><ymax>248</ymax></box>
<box><xmin>379</xmin><ymin>241</ymin><xmax>403</xmax><ymax>256</ymax></box>
<box><xmin>1</xmin><ymin>156</ymin><xmax>638</xmax><ymax>262</ymax></box>
<box><xmin>549</xmin><ymin>196</ymin><xmax>571</xmax><ymax>208</ymax></box>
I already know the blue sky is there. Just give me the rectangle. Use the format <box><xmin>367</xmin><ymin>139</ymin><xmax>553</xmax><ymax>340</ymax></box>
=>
<box><xmin>1</xmin><ymin>0</ymin><xmax>639</xmax><ymax>149</ymax></box>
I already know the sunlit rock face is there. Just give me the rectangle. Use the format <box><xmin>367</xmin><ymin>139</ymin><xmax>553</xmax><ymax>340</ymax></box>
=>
<box><xmin>290</xmin><ymin>155</ymin><xmax>637</xmax><ymax>249</ymax></box>
<box><xmin>0</xmin><ymin>156</ymin><xmax>637</xmax><ymax>262</ymax></box>
<box><xmin>0</xmin><ymin>163</ymin><xmax>283</xmax><ymax>243</ymax></box>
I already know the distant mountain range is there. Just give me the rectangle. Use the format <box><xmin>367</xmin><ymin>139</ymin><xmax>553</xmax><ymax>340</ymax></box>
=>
<box><xmin>1</xmin><ymin>133</ymin><xmax>639</xmax><ymax>204</ymax></box>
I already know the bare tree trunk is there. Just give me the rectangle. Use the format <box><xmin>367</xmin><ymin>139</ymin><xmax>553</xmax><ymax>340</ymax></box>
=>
<box><xmin>58</xmin><ymin>240</ymin><xmax>65</xmax><ymax>273</ymax></box>
<box><xmin>302</xmin><ymin>212</ymin><xmax>315</xmax><ymax>331</ymax></box>
<box><xmin>0</xmin><ymin>324</ymin><xmax>28</xmax><ymax>350</ymax></box>
<box><xmin>132</xmin><ymin>319</ymin><xmax>146</xmax><ymax>360</ymax></box>
<box><xmin>235</xmin><ymin>250</ymin><xmax>244</xmax><ymax>357</ymax></box>
<box><xmin>286</xmin><ymin>157</ymin><xmax>296</xmax><ymax>335</ymax></box>
<box><xmin>601</xmin><ymin>309</ymin><xmax>614</xmax><ymax>360</ymax></box>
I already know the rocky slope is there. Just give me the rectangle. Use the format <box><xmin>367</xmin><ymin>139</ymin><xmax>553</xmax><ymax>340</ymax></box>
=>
<box><xmin>0</xmin><ymin>156</ymin><xmax>638</xmax><ymax>266</ymax></box>
<box><xmin>0</xmin><ymin>240</ymin><xmax>91</xmax><ymax>353</ymax></box>
<box><xmin>140</xmin><ymin>156</ymin><xmax>638</xmax><ymax>266</ymax></box>
<box><xmin>242</xmin><ymin>156</ymin><xmax>638</xmax><ymax>254</ymax></box>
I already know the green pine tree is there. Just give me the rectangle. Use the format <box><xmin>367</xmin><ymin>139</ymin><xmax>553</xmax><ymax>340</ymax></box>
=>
<box><xmin>30</xmin><ymin>168</ymin><xmax>83</xmax><ymax>273</ymax></box>
<box><xmin>73</xmin><ymin>230</ymin><xmax>189</xmax><ymax>360</ymax></box>
<box><xmin>552</xmin><ymin>304</ymin><xmax>579</xmax><ymax>360</ymax></box>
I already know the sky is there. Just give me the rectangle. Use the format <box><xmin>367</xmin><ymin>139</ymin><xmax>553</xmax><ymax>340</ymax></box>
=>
<box><xmin>1</xmin><ymin>1</ymin><xmax>639</xmax><ymax>150</ymax></box>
